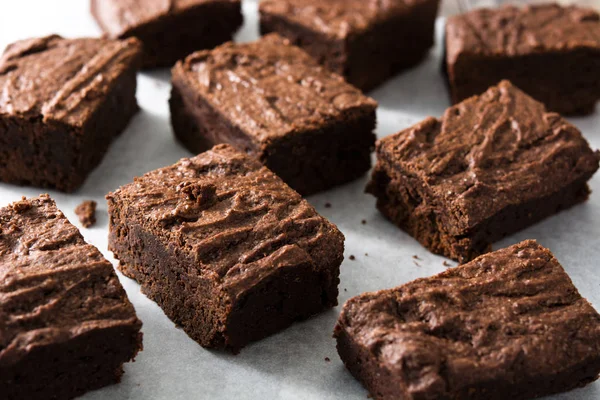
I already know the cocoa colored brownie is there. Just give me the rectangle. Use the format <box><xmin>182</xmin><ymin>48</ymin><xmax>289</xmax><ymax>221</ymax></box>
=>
<box><xmin>259</xmin><ymin>0</ymin><xmax>440</xmax><ymax>92</ymax></box>
<box><xmin>0</xmin><ymin>195</ymin><xmax>142</xmax><ymax>400</ymax></box>
<box><xmin>367</xmin><ymin>80</ymin><xmax>600</xmax><ymax>263</ymax></box>
<box><xmin>91</xmin><ymin>0</ymin><xmax>243</xmax><ymax>68</ymax></box>
<box><xmin>444</xmin><ymin>4</ymin><xmax>600</xmax><ymax>115</ymax></box>
<box><xmin>335</xmin><ymin>240</ymin><xmax>600</xmax><ymax>400</ymax></box>
<box><xmin>107</xmin><ymin>144</ymin><xmax>344</xmax><ymax>352</ymax></box>
<box><xmin>170</xmin><ymin>34</ymin><xmax>377</xmax><ymax>195</ymax></box>
<box><xmin>0</xmin><ymin>35</ymin><xmax>141</xmax><ymax>192</ymax></box>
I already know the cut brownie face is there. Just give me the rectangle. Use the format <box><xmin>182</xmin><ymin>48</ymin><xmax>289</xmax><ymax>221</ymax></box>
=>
<box><xmin>445</xmin><ymin>4</ymin><xmax>600</xmax><ymax>115</ymax></box>
<box><xmin>367</xmin><ymin>80</ymin><xmax>600</xmax><ymax>263</ymax></box>
<box><xmin>259</xmin><ymin>0</ymin><xmax>440</xmax><ymax>92</ymax></box>
<box><xmin>0</xmin><ymin>35</ymin><xmax>141</xmax><ymax>192</ymax></box>
<box><xmin>91</xmin><ymin>0</ymin><xmax>243</xmax><ymax>68</ymax></box>
<box><xmin>335</xmin><ymin>240</ymin><xmax>600</xmax><ymax>400</ymax></box>
<box><xmin>107</xmin><ymin>144</ymin><xmax>345</xmax><ymax>352</ymax></box>
<box><xmin>170</xmin><ymin>34</ymin><xmax>377</xmax><ymax>195</ymax></box>
<box><xmin>0</xmin><ymin>195</ymin><xmax>142</xmax><ymax>400</ymax></box>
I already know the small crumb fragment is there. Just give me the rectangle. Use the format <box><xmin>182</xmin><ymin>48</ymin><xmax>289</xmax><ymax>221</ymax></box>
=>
<box><xmin>364</xmin><ymin>253</ymin><xmax>368</xmax><ymax>256</ymax></box>
<box><xmin>413</xmin><ymin>255</ymin><xmax>421</xmax><ymax>260</ymax></box>
<box><xmin>413</xmin><ymin>261</ymin><xmax>421</xmax><ymax>267</ymax></box>
<box><xmin>324</xmin><ymin>357</ymin><xmax>331</xmax><ymax>362</ymax></box>
<box><xmin>349</xmin><ymin>255</ymin><xmax>356</xmax><ymax>260</ymax></box>
<box><xmin>344</xmin><ymin>288</ymin><xmax>347</xmax><ymax>292</ymax></box>
<box><xmin>75</xmin><ymin>200</ymin><xmax>97</xmax><ymax>228</ymax></box>
<box><xmin>443</xmin><ymin>261</ymin><xmax>451</xmax><ymax>267</ymax></box>
<box><xmin>361</xmin><ymin>219</ymin><xmax>367</xmax><ymax>224</ymax></box>
<box><xmin>325</xmin><ymin>202</ymin><xmax>332</xmax><ymax>208</ymax></box>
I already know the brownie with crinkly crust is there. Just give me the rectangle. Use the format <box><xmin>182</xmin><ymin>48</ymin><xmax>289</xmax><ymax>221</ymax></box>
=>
<box><xmin>107</xmin><ymin>144</ymin><xmax>344</xmax><ymax>352</ymax></box>
<box><xmin>170</xmin><ymin>33</ymin><xmax>377</xmax><ymax>195</ymax></box>
<box><xmin>0</xmin><ymin>35</ymin><xmax>141</xmax><ymax>192</ymax></box>
<box><xmin>0</xmin><ymin>195</ymin><xmax>142</xmax><ymax>400</ymax></box>
<box><xmin>444</xmin><ymin>4</ymin><xmax>600</xmax><ymax>115</ymax></box>
<box><xmin>91</xmin><ymin>0</ymin><xmax>243</xmax><ymax>68</ymax></box>
<box><xmin>367</xmin><ymin>80</ymin><xmax>600</xmax><ymax>263</ymax></box>
<box><xmin>259</xmin><ymin>0</ymin><xmax>440</xmax><ymax>92</ymax></box>
<box><xmin>335</xmin><ymin>240</ymin><xmax>600</xmax><ymax>400</ymax></box>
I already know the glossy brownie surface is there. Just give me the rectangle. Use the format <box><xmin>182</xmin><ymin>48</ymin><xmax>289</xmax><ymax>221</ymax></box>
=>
<box><xmin>0</xmin><ymin>195</ymin><xmax>142</xmax><ymax>400</ymax></box>
<box><xmin>107</xmin><ymin>144</ymin><xmax>344</xmax><ymax>351</ymax></box>
<box><xmin>335</xmin><ymin>240</ymin><xmax>600</xmax><ymax>400</ymax></box>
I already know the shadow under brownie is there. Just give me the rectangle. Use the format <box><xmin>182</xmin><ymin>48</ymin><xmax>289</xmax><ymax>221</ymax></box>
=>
<box><xmin>0</xmin><ymin>195</ymin><xmax>142</xmax><ymax>400</ymax></box>
<box><xmin>107</xmin><ymin>144</ymin><xmax>344</xmax><ymax>353</ymax></box>
<box><xmin>335</xmin><ymin>240</ymin><xmax>600</xmax><ymax>400</ymax></box>
<box><xmin>170</xmin><ymin>33</ymin><xmax>377</xmax><ymax>195</ymax></box>
<box><xmin>367</xmin><ymin>80</ymin><xmax>600</xmax><ymax>263</ymax></box>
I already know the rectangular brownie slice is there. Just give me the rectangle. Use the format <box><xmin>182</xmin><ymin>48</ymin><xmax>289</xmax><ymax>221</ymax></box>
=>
<box><xmin>91</xmin><ymin>0</ymin><xmax>243</xmax><ymax>68</ymax></box>
<box><xmin>444</xmin><ymin>4</ymin><xmax>600</xmax><ymax>115</ymax></box>
<box><xmin>107</xmin><ymin>144</ymin><xmax>345</xmax><ymax>352</ymax></box>
<box><xmin>259</xmin><ymin>0</ymin><xmax>440</xmax><ymax>92</ymax></box>
<box><xmin>335</xmin><ymin>240</ymin><xmax>600</xmax><ymax>400</ymax></box>
<box><xmin>367</xmin><ymin>80</ymin><xmax>600</xmax><ymax>263</ymax></box>
<box><xmin>170</xmin><ymin>33</ymin><xmax>377</xmax><ymax>195</ymax></box>
<box><xmin>0</xmin><ymin>35</ymin><xmax>141</xmax><ymax>192</ymax></box>
<box><xmin>0</xmin><ymin>195</ymin><xmax>142</xmax><ymax>400</ymax></box>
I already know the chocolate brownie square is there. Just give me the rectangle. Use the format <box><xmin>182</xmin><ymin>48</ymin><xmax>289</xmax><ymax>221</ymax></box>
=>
<box><xmin>0</xmin><ymin>195</ymin><xmax>142</xmax><ymax>400</ymax></box>
<box><xmin>444</xmin><ymin>4</ymin><xmax>600</xmax><ymax>115</ymax></box>
<box><xmin>0</xmin><ymin>35</ymin><xmax>141</xmax><ymax>192</ymax></box>
<box><xmin>170</xmin><ymin>33</ymin><xmax>377</xmax><ymax>195</ymax></box>
<box><xmin>91</xmin><ymin>0</ymin><xmax>243</xmax><ymax>68</ymax></box>
<box><xmin>107</xmin><ymin>144</ymin><xmax>344</xmax><ymax>352</ymax></box>
<box><xmin>367</xmin><ymin>80</ymin><xmax>600</xmax><ymax>263</ymax></box>
<box><xmin>335</xmin><ymin>240</ymin><xmax>600</xmax><ymax>400</ymax></box>
<box><xmin>259</xmin><ymin>0</ymin><xmax>440</xmax><ymax>91</ymax></box>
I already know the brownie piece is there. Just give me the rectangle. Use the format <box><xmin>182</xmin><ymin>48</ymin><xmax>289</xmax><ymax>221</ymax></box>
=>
<box><xmin>259</xmin><ymin>0</ymin><xmax>440</xmax><ymax>92</ymax></box>
<box><xmin>0</xmin><ymin>195</ymin><xmax>142</xmax><ymax>400</ymax></box>
<box><xmin>170</xmin><ymin>34</ymin><xmax>377</xmax><ymax>195</ymax></box>
<box><xmin>335</xmin><ymin>240</ymin><xmax>600</xmax><ymax>400</ymax></box>
<box><xmin>444</xmin><ymin>4</ymin><xmax>600</xmax><ymax>115</ymax></box>
<box><xmin>367</xmin><ymin>80</ymin><xmax>600</xmax><ymax>263</ymax></box>
<box><xmin>107</xmin><ymin>144</ymin><xmax>344</xmax><ymax>352</ymax></box>
<box><xmin>0</xmin><ymin>35</ymin><xmax>141</xmax><ymax>192</ymax></box>
<box><xmin>75</xmin><ymin>200</ymin><xmax>97</xmax><ymax>228</ymax></box>
<box><xmin>91</xmin><ymin>0</ymin><xmax>243</xmax><ymax>68</ymax></box>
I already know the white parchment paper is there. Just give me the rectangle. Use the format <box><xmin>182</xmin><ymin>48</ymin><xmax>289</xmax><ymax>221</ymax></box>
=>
<box><xmin>0</xmin><ymin>1</ymin><xmax>598</xmax><ymax>399</ymax></box>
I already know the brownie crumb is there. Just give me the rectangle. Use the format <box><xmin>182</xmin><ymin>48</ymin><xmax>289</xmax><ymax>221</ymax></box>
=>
<box><xmin>344</xmin><ymin>288</ymin><xmax>347</xmax><ymax>292</ymax></box>
<box><xmin>365</xmin><ymin>253</ymin><xmax>368</xmax><ymax>256</ymax></box>
<box><xmin>412</xmin><ymin>255</ymin><xmax>421</xmax><ymax>260</ymax></box>
<box><xmin>349</xmin><ymin>255</ymin><xmax>356</xmax><ymax>260</ymax></box>
<box><xmin>325</xmin><ymin>202</ymin><xmax>332</xmax><ymax>208</ymax></box>
<box><xmin>413</xmin><ymin>261</ymin><xmax>421</xmax><ymax>267</ymax></box>
<box><xmin>75</xmin><ymin>200</ymin><xmax>97</xmax><ymax>228</ymax></box>
<box><xmin>324</xmin><ymin>357</ymin><xmax>331</xmax><ymax>362</ymax></box>
<box><xmin>443</xmin><ymin>261</ymin><xmax>451</xmax><ymax>267</ymax></box>
<box><xmin>361</xmin><ymin>219</ymin><xmax>367</xmax><ymax>224</ymax></box>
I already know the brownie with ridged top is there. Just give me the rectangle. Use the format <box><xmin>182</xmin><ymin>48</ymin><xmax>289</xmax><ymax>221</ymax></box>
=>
<box><xmin>107</xmin><ymin>144</ymin><xmax>345</xmax><ymax>352</ymax></box>
<box><xmin>170</xmin><ymin>33</ymin><xmax>377</xmax><ymax>195</ymax></box>
<box><xmin>0</xmin><ymin>194</ymin><xmax>142</xmax><ymax>400</ymax></box>
<box><xmin>444</xmin><ymin>4</ymin><xmax>600</xmax><ymax>115</ymax></box>
<box><xmin>335</xmin><ymin>240</ymin><xmax>600</xmax><ymax>400</ymax></box>
<box><xmin>91</xmin><ymin>0</ymin><xmax>243</xmax><ymax>68</ymax></box>
<box><xmin>367</xmin><ymin>80</ymin><xmax>600</xmax><ymax>263</ymax></box>
<box><xmin>0</xmin><ymin>35</ymin><xmax>141</xmax><ymax>192</ymax></box>
<box><xmin>259</xmin><ymin>0</ymin><xmax>440</xmax><ymax>92</ymax></box>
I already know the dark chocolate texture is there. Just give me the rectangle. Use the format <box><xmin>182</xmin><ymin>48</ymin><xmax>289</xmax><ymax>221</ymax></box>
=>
<box><xmin>259</xmin><ymin>0</ymin><xmax>440</xmax><ymax>91</ymax></box>
<box><xmin>367</xmin><ymin>80</ymin><xmax>600</xmax><ymax>262</ymax></box>
<box><xmin>335</xmin><ymin>240</ymin><xmax>600</xmax><ymax>400</ymax></box>
<box><xmin>0</xmin><ymin>35</ymin><xmax>141</xmax><ymax>192</ymax></box>
<box><xmin>107</xmin><ymin>144</ymin><xmax>344</xmax><ymax>352</ymax></box>
<box><xmin>0</xmin><ymin>195</ymin><xmax>142</xmax><ymax>400</ymax></box>
<box><xmin>170</xmin><ymin>33</ymin><xmax>377</xmax><ymax>195</ymax></box>
<box><xmin>91</xmin><ymin>0</ymin><xmax>243</xmax><ymax>68</ymax></box>
<box><xmin>75</xmin><ymin>200</ymin><xmax>97</xmax><ymax>228</ymax></box>
<box><xmin>445</xmin><ymin>4</ymin><xmax>600</xmax><ymax>115</ymax></box>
